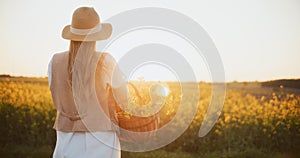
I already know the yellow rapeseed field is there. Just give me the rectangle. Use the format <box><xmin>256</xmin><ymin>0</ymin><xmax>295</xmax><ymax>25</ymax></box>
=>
<box><xmin>0</xmin><ymin>77</ymin><xmax>299</xmax><ymax>157</ymax></box>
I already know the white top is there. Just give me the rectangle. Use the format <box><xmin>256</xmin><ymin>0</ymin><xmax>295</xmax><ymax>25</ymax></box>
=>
<box><xmin>48</xmin><ymin>54</ymin><xmax>121</xmax><ymax>158</ymax></box>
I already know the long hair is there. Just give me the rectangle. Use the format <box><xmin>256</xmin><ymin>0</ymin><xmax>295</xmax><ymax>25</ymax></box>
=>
<box><xmin>68</xmin><ymin>41</ymin><xmax>98</xmax><ymax>113</ymax></box>
<box><xmin>68</xmin><ymin>40</ymin><xmax>112</xmax><ymax>123</ymax></box>
<box><xmin>68</xmin><ymin>41</ymin><xmax>97</xmax><ymax>100</ymax></box>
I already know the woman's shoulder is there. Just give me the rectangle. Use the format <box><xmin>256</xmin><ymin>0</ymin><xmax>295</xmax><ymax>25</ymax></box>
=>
<box><xmin>96</xmin><ymin>52</ymin><xmax>117</xmax><ymax>65</ymax></box>
<box><xmin>96</xmin><ymin>52</ymin><xmax>114</xmax><ymax>59</ymax></box>
<box><xmin>49</xmin><ymin>51</ymin><xmax>68</xmax><ymax>62</ymax></box>
<box><xmin>52</xmin><ymin>51</ymin><xmax>69</xmax><ymax>58</ymax></box>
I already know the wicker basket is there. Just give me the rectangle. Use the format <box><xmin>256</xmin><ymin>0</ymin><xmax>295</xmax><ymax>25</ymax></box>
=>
<box><xmin>117</xmin><ymin>112</ymin><xmax>159</xmax><ymax>142</ymax></box>
<box><xmin>107</xmin><ymin>83</ymin><xmax>159</xmax><ymax>142</ymax></box>
<box><xmin>117</xmin><ymin>114</ymin><xmax>158</xmax><ymax>131</ymax></box>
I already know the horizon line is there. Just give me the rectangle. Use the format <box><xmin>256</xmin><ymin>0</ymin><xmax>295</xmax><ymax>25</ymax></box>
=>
<box><xmin>0</xmin><ymin>74</ymin><xmax>299</xmax><ymax>83</ymax></box>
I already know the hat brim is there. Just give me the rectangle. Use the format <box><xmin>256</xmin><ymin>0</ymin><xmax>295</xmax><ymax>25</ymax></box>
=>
<box><xmin>62</xmin><ymin>23</ymin><xmax>112</xmax><ymax>41</ymax></box>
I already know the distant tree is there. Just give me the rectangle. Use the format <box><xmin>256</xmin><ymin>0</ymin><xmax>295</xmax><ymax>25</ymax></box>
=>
<box><xmin>0</xmin><ymin>74</ymin><xmax>11</xmax><ymax>78</ymax></box>
<box><xmin>262</xmin><ymin>79</ymin><xmax>300</xmax><ymax>89</ymax></box>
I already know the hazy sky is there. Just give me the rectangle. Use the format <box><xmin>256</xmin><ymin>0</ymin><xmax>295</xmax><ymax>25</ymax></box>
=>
<box><xmin>0</xmin><ymin>0</ymin><xmax>299</xmax><ymax>82</ymax></box>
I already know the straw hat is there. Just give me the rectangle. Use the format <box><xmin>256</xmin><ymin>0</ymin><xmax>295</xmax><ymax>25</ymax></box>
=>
<box><xmin>62</xmin><ymin>7</ymin><xmax>112</xmax><ymax>41</ymax></box>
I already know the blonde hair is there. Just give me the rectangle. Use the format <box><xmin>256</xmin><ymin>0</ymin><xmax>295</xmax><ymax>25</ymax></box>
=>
<box><xmin>68</xmin><ymin>41</ymin><xmax>96</xmax><ymax>85</ymax></box>
<box><xmin>68</xmin><ymin>41</ymin><xmax>97</xmax><ymax>99</ymax></box>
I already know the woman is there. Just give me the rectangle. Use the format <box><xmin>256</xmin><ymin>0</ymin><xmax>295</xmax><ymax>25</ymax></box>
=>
<box><xmin>48</xmin><ymin>7</ymin><xmax>126</xmax><ymax>158</ymax></box>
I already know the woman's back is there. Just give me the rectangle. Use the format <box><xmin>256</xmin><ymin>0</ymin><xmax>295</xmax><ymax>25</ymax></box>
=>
<box><xmin>49</xmin><ymin>51</ymin><xmax>121</xmax><ymax>158</ymax></box>
<box><xmin>50</xmin><ymin>51</ymin><xmax>118</xmax><ymax>132</ymax></box>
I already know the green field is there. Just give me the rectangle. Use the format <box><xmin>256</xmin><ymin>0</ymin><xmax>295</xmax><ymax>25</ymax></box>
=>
<box><xmin>0</xmin><ymin>77</ymin><xmax>299</xmax><ymax>158</ymax></box>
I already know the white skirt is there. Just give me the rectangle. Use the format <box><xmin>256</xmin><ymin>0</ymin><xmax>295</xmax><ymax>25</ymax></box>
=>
<box><xmin>53</xmin><ymin>131</ymin><xmax>121</xmax><ymax>158</ymax></box>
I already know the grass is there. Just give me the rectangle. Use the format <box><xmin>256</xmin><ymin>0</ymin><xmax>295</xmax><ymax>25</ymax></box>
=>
<box><xmin>1</xmin><ymin>146</ymin><xmax>299</xmax><ymax>158</ymax></box>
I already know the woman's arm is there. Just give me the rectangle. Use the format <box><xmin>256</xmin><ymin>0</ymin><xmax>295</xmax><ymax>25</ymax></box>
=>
<box><xmin>103</xmin><ymin>53</ymin><xmax>129</xmax><ymax>106</ymax></box>
<box><xmin>47</xmin><ymin>56</ymin><xmax>53</xmax><ymax>87</ymax></box>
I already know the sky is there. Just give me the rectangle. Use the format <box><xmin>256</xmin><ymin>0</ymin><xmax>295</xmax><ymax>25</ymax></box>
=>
<box><xmin>0</xmin><ymin>0</ymin><xmax>299</xmax><ymax>82</ymax></box>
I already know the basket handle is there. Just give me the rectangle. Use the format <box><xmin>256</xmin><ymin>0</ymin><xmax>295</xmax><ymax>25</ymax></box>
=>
<box><xmin>127</xmin><ymin>82</ymin><xmax>142</xmax><ymax>102</ymax></box>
